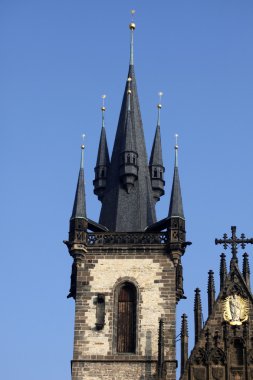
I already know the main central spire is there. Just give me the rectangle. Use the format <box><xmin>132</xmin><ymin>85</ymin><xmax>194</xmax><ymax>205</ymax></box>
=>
<box><xmin>97</xmin><ymin>16</ymin><xmax>156</xmax><ymax>231</ymax></box>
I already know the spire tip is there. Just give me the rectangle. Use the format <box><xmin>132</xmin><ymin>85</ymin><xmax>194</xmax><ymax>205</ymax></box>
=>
<box><xmin>101</xmin><ymin>94</ymin><xmax>106</xmax><ymax>112</ymax></box>
<box><xmin>157</xmin><ymin>91</ymin><xmax>163</xmax><ymax>109</ymax></box>
<box><xmin>129</xmin><ymin>9</ymin><xmax>136</xmax><ymax>30</ymax></box>
<box><xmin>129</xmin><ymin>11</ymin><xmax>135</xmax><ymax>65</ymax></box>
<box><xmin>174</xmin><ymin>134</ymin><xmax>179</xmax><ymax>167</ymax></box>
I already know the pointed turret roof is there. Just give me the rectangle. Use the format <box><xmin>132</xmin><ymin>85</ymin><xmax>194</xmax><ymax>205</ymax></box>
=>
<box><xmin>96</xmin><ymin>124</ymin><xmax>110</xmax><ymax>168</ymax></box>
<box><xmin>150</xmin><ymin>124</ymin><xmax>163</xmax><ymax>167</ymax></box>
<box><xmin>122</xmin><ymin>79</ymin><xmax>137</xmax><ymax>154</ymax></box>
<box><xmin>168</xmin><ymin>142</ymin><xmax>185</xmax><ymax>219</ymax></box>
<box><xmin>98</xmin><ymin>21</ymin><xmax>156</xmax><ymax>231</ymax></box>
<box><xmin>71</xmin><ymin>145</ymin><xmax>87</xmax><ymax>220</ymax></box>
<box><xmin>149</xmin><ymin>103</ymin><xmax>163</xmax><ymax>167</ymax></box>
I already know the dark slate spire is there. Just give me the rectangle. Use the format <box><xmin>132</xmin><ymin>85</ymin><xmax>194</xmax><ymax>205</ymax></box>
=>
<box><xmin>207</xmin><ymin>270</ymin><xmax>215</xmax><ymax>316</ymax></box>
<box><xmin>71</xmin><ymin>144</ymin><xmax>86</xmax><ymax>220</ymax></box>
<box><xmin>180</xmin><ymin>314</ymin><xmax>188</xmax><ymax>376</ymax></box>
<box><xmin>93</xmin><ymin>98</ymin><xmax>110</xmax><ymax>201</ymax></box>
<box><xmin>219</xmin><ymin>253</ymin><xmax>227</xmax><ymax>290</ymax></box>
<box><xmin>243</xmin><ymin>252</ymin><xmax>251</xmax><ymax>289</ymax></box>
<box><xmin>168</xmin><ymin>138</ymin><xmax>184</xmax><ymax>219</ymax></box>
<box><xmin>149</xmin><ymin>96</ymin><xmax>165</xmax><ymax>203</ymax></box>
<box><xmin>67</xmin><ymin>144</ymin><xmax>88</xmax><ymax>246</ymax></box>
<box><xmin>194</xmin><ymin>288</ymin><xmax>202</xmax><ymax>344</ymax></box>
<box><xmin>98</xmin><ymin>20</ymin><xmax>156</xmax><ymax>231</ymax></box>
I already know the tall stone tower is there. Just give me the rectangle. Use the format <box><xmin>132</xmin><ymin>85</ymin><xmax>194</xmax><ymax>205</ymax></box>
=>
<box><xmin>64</xmin><ymin>17</ymin><xmax>190</xmax><ymax>380</ymax></box>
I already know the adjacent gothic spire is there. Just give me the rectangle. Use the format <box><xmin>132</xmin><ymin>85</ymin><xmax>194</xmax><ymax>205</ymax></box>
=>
<box><xmin>243</xmin><ymin>252</ymin><xmax>251</xmax><ymax>289</ymax></box>
<box><xmin>168</xmin><ymin>136</ymin><xmax>184</xmax><ymax>219</ymax></box>
<box><xmin>219</xmin><ymin>253</ymin><xmax>227</xmax><ymax>290</ymax></box>
<box><xmin>149</xmin><ymin>93</ymin><xmax>165</xmax><ymax>203</ymax></box>
<box><xmin>194</xmin><ymin>288</ymin><xmax>202</xmax><ymax>344</ymax></box>
<box><xmin>207</xmin><ymin>270</ymin><xmax>216</xmax><ymax>316</ymax></box>
<box><xmin>67</xmin><ymin>143</ymin><xmax>88</xmax><ymax>246</ymax></box>
<box><xmin>71</xmin><ymin>144</ymin><xmax>87</xmax><ymax>220</ymax></box>
<box><xmin>180</xmin><ymin>314</ymin><xmax>189</xmax><ymax>376</ymax></box>
<box><xmin>93</xmin><ymin>96</ymin><xmax>110</xmax><ymax>201</ymax></box>
<box><xmin>98</xmin><ymin>16</ymin><xmax>156</xmax><ymax>231</ymax></box>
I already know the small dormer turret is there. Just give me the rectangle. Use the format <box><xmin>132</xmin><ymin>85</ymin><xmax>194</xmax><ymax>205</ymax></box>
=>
<box><xmin>119</xmin><ymin>77</ymin><xmax>138</xmax><ymax>193</ymax></box>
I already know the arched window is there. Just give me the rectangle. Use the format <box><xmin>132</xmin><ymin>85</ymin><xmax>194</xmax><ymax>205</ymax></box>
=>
<box><xmin>117</xmin><ymin>282</ymin><xmax>136</xmax><ymax>353</ymax></box>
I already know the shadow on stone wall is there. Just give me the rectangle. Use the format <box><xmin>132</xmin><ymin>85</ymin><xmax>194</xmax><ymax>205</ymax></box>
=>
<box><xmin>140</xmin><ymin>330</ymin><xmax>157</xmax><ymax>380</ymax></box>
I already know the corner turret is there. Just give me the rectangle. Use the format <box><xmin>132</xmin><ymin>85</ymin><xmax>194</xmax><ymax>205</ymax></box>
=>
<box><xmin>64</xmin><ymin>143</ymin><xmax>88</xmax><ymax>299</ymax></box>
<box><xmin>93</xmin><ymin>96</ymin><xmax>110</xmax><ymax>201</ymax></box>
<box><xmin>168</xmin><ymin>137</ymin><xmax>186</xmax><ymax>266</ymax></box>
<box><xmin>65</xmin><ymin>144</ymin><xmax>87</xmax><ymax>259</ymax></box>
<box><xmin>149</xmin><ymin>93</ymin><xmax>165</xmax><ymax>202</ymax></box>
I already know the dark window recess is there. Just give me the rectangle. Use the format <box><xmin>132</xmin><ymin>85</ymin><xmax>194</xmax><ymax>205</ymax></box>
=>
<box><xmin>95</xmin><ymin>294</ymin><xmax>105</xmax><ymax>330</ymax></box>
<box><xmin>231</xmin><ymin>339</ymin><xmax>244</xmax><ymax>366</ymax></box>
<box><xmin>117</xmin><ymin>283</ymin><xmax>137</xmax><ymax>353</ymax></box>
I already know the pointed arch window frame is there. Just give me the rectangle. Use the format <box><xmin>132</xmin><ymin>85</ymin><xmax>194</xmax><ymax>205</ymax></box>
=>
<box><xmin>112</xmin><ymin>278</ymin><xmax>140</xmax><ymax>355</ymax></box>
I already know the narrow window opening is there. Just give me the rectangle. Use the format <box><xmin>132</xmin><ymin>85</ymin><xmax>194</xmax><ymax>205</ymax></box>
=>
<box><xmin>117</xmin><ymin>283</ymin><xmax>136</xmax><ymax>353</ymax></box>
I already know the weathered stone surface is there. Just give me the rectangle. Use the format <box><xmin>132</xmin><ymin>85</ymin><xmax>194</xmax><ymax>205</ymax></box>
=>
<box><xmin>71</xmin><ymin>249</ymin><xmax>177</xmax><ymax>380</ymax></box>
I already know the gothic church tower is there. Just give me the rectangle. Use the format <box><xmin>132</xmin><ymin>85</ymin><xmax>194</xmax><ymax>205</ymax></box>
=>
<box><xmin>64</xmin><ymin>16</ymin><xmax>190</xmax><ymax>380</ymax></box>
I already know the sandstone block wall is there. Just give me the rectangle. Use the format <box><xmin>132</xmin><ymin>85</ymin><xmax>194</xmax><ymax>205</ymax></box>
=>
<box><xmin>72</xmin><ymin>249</ymin><xmax>176</xmax><ymax>380</ymax></box>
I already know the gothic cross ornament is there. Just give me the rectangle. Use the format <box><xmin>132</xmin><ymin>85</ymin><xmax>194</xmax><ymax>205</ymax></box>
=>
<box><xmin>215</xmin><ymin>226</ymin><xmax>253</xmax><ymax>263</ymax></box>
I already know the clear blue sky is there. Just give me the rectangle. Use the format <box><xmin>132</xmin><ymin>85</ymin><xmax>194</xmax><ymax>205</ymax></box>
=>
<box><xmin>1</xmin><ymin>1</ymin><xmax>253</xmax><ymax>379</ymax></box>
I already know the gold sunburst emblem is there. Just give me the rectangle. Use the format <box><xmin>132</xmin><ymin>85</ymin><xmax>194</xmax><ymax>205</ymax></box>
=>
<box><xmin>223</xmin><ymin>294</ymin><xmax>249</xmax><ymax>325</ymax></box>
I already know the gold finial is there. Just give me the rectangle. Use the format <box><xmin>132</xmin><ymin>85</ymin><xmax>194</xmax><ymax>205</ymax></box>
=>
<box><xmin>129</xmin><ymin>9</ymin><xmax>136</xmax><ymax>30</ymax></box>
<box><xmin>157</xmin><ymin>91</ymin><xmax>163</xmax><ymax>109</ymax></box>
<box><xmin>101</xmin><ymin>94</ymin><xmax>106</xmax><ymax>111</ymax></box>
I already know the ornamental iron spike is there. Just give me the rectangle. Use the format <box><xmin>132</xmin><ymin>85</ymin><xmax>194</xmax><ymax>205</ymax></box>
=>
<box><xmin>215</xmin><ymin>226</ymin><xmax>253</xmax><ymax>264</ymax></box>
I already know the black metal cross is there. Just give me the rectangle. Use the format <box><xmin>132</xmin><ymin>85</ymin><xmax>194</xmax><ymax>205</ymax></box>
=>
<box><xmin>215</xmin><ymin>226</ymin><xmax>253</xmax><ymax>262</ymax></box>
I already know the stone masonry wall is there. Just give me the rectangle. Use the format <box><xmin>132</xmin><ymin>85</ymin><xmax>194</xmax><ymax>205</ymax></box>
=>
<box><xmin>72</xmin><ymin>249</ymin><xmax>177</xmax><ymax>380</ymax></box>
